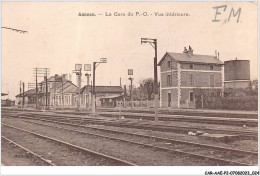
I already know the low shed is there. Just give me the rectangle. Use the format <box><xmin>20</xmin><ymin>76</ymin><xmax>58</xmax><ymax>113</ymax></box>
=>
<box><xmin>100</xmin><ymin>95</ymin><xmax>124</xmax><ymax>108</ymax></box>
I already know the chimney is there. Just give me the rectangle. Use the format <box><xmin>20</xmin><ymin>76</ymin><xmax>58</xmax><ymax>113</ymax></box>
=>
<box><xmin>69</xmin><ymin>73</ymin><xmax>72</xmax><ymax>81</ymax></box>
<box><xmin>218</xmin><ymin>52</ymin><xmax>219</xmax><ymax>60</ymax></box>
<box><xmin>187</xmin><ymin>45</ymin><xmax>193</xmax><ymax>56</ymax></box>
<box><xmin>62</xmin><ymin>74</ymin><xmax>67</xmax><ymax>80</ymax></box>
<box><xmin>183</xmin><ymin>47</ymin><xmax>188</xmax><ymax>53</ymax></box>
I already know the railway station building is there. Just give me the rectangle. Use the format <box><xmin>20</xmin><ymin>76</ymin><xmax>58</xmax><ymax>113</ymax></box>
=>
<box><xmin>158</xmin><ymin>46</ymin><xmax>224</xmax><ymax>108</ymax></box>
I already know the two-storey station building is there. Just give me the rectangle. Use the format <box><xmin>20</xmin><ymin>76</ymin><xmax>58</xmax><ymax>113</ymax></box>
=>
<box><xmin>158</xmin><ymin>46</ymin><xmax>224</xmax><ymax>108</ymax></box>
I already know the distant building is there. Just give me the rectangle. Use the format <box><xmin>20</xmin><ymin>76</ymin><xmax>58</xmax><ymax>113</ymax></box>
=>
<box><xmin>15</xmin><ymin>74</ymin><xmax>78</xmax><ymax>109</ymax></box>
<box><xmin>224</xmin><ymin>59</ymin><xmax>250</xmax><ymax>89</ymax></box>
<box><xmin>80</xmin><ymin>85</ymin><xmax>124</xmax><ymax>107</ymax></box>
<box><xmin>38</xmin><ymin>74</ymin><xmax>78</xmax><ymax>108</ymax></box>
<box><xmin>158</xmin><ymin>46</ymin><xmax>224</xmax><ymax>108</ymax></box>
<box><xmin>2</xmin><ymin>93</ymin><xmax>15</xmax><ymax>107</ymax></box>
<box><xmin>15</xmin><ymin>88</ymin><xmax>36</xmax><ymax>108</ymax></box>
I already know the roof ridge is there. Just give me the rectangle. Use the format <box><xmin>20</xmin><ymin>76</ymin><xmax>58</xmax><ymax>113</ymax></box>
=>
<box><xmin>167</xmin><ymin>52</ymin><xmax>216</xmax><ymax>57</ymax></box>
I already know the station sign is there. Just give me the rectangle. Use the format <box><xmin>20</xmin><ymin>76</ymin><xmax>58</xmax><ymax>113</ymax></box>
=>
<box><xmin>84</xmin><ymin>64</ymin><xmax>91</xmax><ymax>71</ymax></box>
<box><xmin>75</xmin><ymin>64</ymin><xmax>82</xmax><ymax>71</ymax></box>
<box><xmin>128</xmin><ymin>69</ymin><xmax>133</xmax><ymax>75</ymax></box>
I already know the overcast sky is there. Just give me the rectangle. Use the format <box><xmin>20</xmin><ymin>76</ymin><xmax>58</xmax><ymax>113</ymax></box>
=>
<box><xmin>2</xmin><ymin>1</ymin><xmax>258</xmax><ymax>99</ymax></box>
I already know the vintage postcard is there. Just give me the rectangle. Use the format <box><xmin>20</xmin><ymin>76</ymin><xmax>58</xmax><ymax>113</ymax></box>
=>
<box><xmin>1</xmin><ymin>1</ymin><xmax>258</xmax><ymax>176</ymax></box>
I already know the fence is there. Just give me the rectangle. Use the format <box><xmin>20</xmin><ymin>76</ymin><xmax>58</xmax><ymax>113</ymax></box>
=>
<box><xmin>202</xmin><ymin>96</ymin><xmax>258</xmax><ymax>111</ymax></box>
<box><xmin>124</xmin><ymin>100</ymin><xmax>154</xmax><ymax>108</ymax></box>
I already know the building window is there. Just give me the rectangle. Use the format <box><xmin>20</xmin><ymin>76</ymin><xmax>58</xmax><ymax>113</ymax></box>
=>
<box><xmin>64</xmin><ymin>95</ymin><xmax>67</xmax><ymax>106</ymax></box>
<box><xmin>189</xmin><ymin>74</ymin><xmax>194</xmax><ymax>86</ymax></box>
<box><xmin>190</xmin><ymin>92</ymin><xmax>194</xmax><ymax>102</ymax></box>
<box><xmin>217</xmin><ymin>91</ymin><xmax>221</xmax><ymax>97</ymax></box>
<box><xmin>189</xmin><ymin>64</ymin><xmax>194</xmax><ymax>69</ymax></box>
<box><xmin>210</xmin><ymin>75</ymin><xmax>214</xmax><ymax>86</ymax></box>
<box><xmin>210</xmin><ymin>92</ymin><xmax>215</xmax><ymax>97</ymax></box>
<box><xmin>168</xmin><ymin>61</ymin><xmax>171</xmax><ymax>68</ymax></box>
<box><xmin>166</xmin><ymin>75</ymin><xmax>172</xmax><ymax>86</ymax></box>
<box><xmin>210</xmin><ymin>65</ymin><xmax>214</xmax><ymax>70</ymax></box>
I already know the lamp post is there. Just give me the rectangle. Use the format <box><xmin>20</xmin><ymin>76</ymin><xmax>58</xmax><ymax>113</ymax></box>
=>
<box><xmin>141</xmin><ymin>38</ymin><xmax>159</xmax><ymax>122</ymax></box>
<box><xmin>128</xmin><ymin>69</ymin><xmax>134</xmax><ymax>110</ymax></box>
<box><xmin>92</xmin><ymin>58</ymin><xmax>107</xmax><ymax>116</ymax></box>
<box><xmin>73</xmin><ymin>64</ymin><xmax>82</xmax><ymax>110</ymax></box>
<box><xmin>84</xmin><ymin>64</ymin><xmax>91</xmax><ymax>109</ymax></box>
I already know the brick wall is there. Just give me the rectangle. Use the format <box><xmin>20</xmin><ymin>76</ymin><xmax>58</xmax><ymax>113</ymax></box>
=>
<box><xmin>161</xmin><ymin>72</ymin><xmax>178</xmax><ymax>87</ymax></box>
<box><xmin>181</xmin><ymin>63</ymin><xmax>222</xmax><ymax>71</ymax></box>
<box><xmin>160</xmin><ymin>55</ymin><xmax>177</xmax><ymax>72</ymax></box>
<box><xmin>181</xmin><ymin>71</ymin><xmax>222</xmax><ymax>87</ymax></box>
<box><xmin>161</xmin><ymin>89</ymin><xmax>178</xmax><ymax>108</ymax></box>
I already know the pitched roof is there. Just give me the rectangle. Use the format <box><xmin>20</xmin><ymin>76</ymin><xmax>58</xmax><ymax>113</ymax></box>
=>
<box><xmin>80</xmin><ymin>85</ymin><xmax>91</xmax><ymax>94</ymax></box>
<box><xmin>40</xmin><ymin>75</ymin><xmax>68</xmax><ymax>84</ymax></box>
<box><xmin>15</xmin><ymin>88</ymin><xmax>36</xmax><ymax>97</ymax></box>
<box><xmin>100</xmin><ymin>95</ymin><xmax>124</xmax><ymax>99</ymax></box>
<box><xmin>1</xmin><ymin>93</ymin><xmax>8</xmax><ymax>96</ymax></box>
<box><xmin>81</xmin><ymin>85</ymin><xmax>123</xmax><ymax>94</ymax></box>
<box><xmin>94</xmin><ymin>86</ymin><xmax>123</xmax><ymax>93</ymax></box>
<box><xmin>158</xmin><ymin>52</ymin><xmax>223</xmax><ymax>65</ymax></box>
<box><xmin>55</xmin><ymin>81</ymin><xmax>78</xmax><ymax>94</ymax></box>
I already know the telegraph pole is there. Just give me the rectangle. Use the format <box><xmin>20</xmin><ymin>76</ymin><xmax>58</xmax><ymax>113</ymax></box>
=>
<box><xmin>22</xmin><ymin>82</ymin><xmax>25</xmax><ymax>108</ymax></box>
<box><xmin>73</xmin><ymin>64</ymin><xmax>91</xmax><ymax>110</ymax></box>
<box><xmin>85</xmin><ymin>73</ymin><xmax>91</xmax><ymax>109</ymax></box>
<box><xmin>93</xmin><ymin>62</ymin><xmax>96</xmax><ymax>115</ymax></box>
<box><xmin>141</xmin><ymin>38</ymin><xmax>159</xmax><ymax>122</ymax></box>
<box><xmin>76</xmin><ymin>68</ymin><xmax>82</xmax><ymax>110</ymax></box>
<box><xmin>62</xmin><ymin>78</ymin><xmax>64</xmax><ymax>109</ymax></box>
<box><xmin>33</xmin><ymin>68</ymin><xmax>49</xmax><ymax>109</ymax></box>
<box><xmin>128</xmin><ymin>69</ymin><xmax>134</xmax><ymax>110</ymax></box>
<box><xmin>45</xmin><ymin>69</ymin><xmax>48</xmax><ymax>109</ymax></box>
<box><xmin>19</xmin><ymin>81</ymin><xmax>22</xmax><ymax>108</ymax></box>
<box><xmin>128</xmin><ymin>77</ymin><xmax>133</xmax><ymax>110</ymax></box>
<box><xmin>36</xmin><ymin>68</ymin><xmax>38</xmax><ymax>109</ymax></box>
<box><xmin>92</xmin><ymin>58</ymin><xmax>107</xmax><ymax>116</ymax></box>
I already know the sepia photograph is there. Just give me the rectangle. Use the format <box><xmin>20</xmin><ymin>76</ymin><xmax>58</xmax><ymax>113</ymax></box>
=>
<box><xmin>1</xmin><ymin>1</ymin><xmax>259</xmax><ymax>175</ymax></box>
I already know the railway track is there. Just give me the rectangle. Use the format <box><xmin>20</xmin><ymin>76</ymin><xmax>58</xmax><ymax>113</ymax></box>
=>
<box><xmin>2</xmin><ymin>108</ymin><xmax>257</xmax><ymax>128</ymax></box>
<box><xmin>3</xmin><ymin>107</ymin><xmax>257</xmax><ymax>119</ymax></box>
<box><xmin>97</xmin><ymin>112</ymin><xmax>257</xmax><ymax>127</ymax></box>
<box><xmin>2</xmin><ymin>123</ymin><xmax>137</xmax><ymax>166</ymax></box>
<box><xmin>3</xmin><ymin>111</ymin><xmax>257</xmax><ymax>139</ymax></box>
<box><xmin>2</xmin><ymin>136</ymin><xmax>56</xmax><ymax>166</ymax></box>
<box><xmin>2</xmin><ymin>115</ymin><xmax>257</xmax><ymax>166</ymax></box>
<box><xmin>97</xmin><ymin>108</ymin><xmax>258</xmax><ymax>119</ymax></box>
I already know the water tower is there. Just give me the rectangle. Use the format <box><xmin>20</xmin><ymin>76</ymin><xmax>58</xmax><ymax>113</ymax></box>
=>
<box><xmin>224</xmin><ymin>59</ymin><xmax>250</xmax><ymax>89</ymax></box>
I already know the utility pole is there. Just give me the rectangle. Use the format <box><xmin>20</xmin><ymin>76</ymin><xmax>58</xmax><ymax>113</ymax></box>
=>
<box><xmin>33</xmin><ymin>68</ymin><xmax>49</xmax><ymax>110</ymax></box>
<box><xmin>92</xmin><ymin>58</ymin><xmax>107</xmax><ymax>116</ymax></box>
<box><xmin>36</xmin><ymin>68</ymin><xmax>38</xmax><ymax>109</ymax></box>
<box><xmin>128</xmin><ymin>77</ymin><xmax>133</xmax><ymax>110</ymax></box>
<box><xmin>85</xmin><ymin>73</ymin><xmax>91</xmax><ymax>109</ymax></box>
<box><xmin>22</xmin><ymin>82</ymin><xmax>25</xmax><ymax>108</ymax></box>
<box><xmin>62</xmin><ymin>78</ymin><xmax>64</xmax><ymax>109</ymax></box>
<box><xmin>54</xmin><ymin>77</ymin><xmax>56</xmax><ymax>110</ymax></box>
<box><xmin>19</xmin><ymin>81</ymin><xmax>22</xmax><ymax>108</ymax></box>
<box><xmin>93</xmin><ymin>62</ymin><xmax>96</xmax><ymax>115</ymax></box>
<box><xmin>76</xmin><ymin>68</ymin><xmax>82</xmax><ymax>110</ymax></box>
<box><xmin>45</xmin><ymin>69</ymin><xmax>48</xmax><ymax>109</ymax></box>
<box><xmin>73</xmin><ymin>64</ymin><xmax>91</xmax><ymax>110</ymax></box>
<box><xmin>127</xmin><ymin>69</ymin><xmax>134</xmax><ymax>110</ymax></box>
<box><xmin>141</xmin><ymin>38</ymin><xmax>159</xmax><ymax>122</ymax></box>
